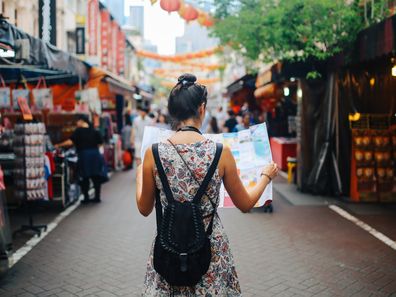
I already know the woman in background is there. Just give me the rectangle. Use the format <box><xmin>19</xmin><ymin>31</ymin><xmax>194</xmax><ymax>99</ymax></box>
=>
<box><xmin>56</xmin><ymin>115</ymin><xmax>106</xmax><ymax>204</ymax></box>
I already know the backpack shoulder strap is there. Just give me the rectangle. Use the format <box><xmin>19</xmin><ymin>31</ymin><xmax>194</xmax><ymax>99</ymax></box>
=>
<box><xmin>152</xmin><ymin>143</ymin><xmax>174</xmax><ymax>204</ymax></box>
<box><xmin>192</xmin><ymin>143</ymin><xmax>223</xmax><ymax>204</ymax></box>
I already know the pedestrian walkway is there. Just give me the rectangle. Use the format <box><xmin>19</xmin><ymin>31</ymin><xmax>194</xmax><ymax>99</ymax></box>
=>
<box><xmin>0</xmin><ymin>171</ymin><xmax>395</xmax><ymax>297</ymax></box>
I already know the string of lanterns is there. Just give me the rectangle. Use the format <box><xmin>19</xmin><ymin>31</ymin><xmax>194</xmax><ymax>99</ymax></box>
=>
<box><xmin>150</xmin><ymin>0</ymin><xmax>215</xmax><ymax>27</ymax></box>
<box><xmin>136</xmin><ymin>46</ymin><xmax>221</xmax><ymax>62</ymax></box>
<box><xmin>160</xmin><ymin>77</ymin><xmax>220</xmax><ymax>88</ymax></box>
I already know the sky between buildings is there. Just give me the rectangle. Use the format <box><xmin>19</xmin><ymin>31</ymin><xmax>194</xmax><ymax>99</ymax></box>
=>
<box><xmin>124</xmin><ymin>0</ymin><xmax>184</xmax><ymax>55</ymax></box>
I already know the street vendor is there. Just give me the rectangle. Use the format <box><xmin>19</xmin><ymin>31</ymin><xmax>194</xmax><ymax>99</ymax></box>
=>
<box><xmin>55</xmin><ymin>115</ymin><xmax>106</xmax><ymax>204</ymax></box>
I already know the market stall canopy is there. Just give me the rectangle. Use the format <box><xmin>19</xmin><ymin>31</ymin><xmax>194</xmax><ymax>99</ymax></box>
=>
<box><xmin>0</xmin><ymin>19</ymin><xmax>89</xmax><ymax>83</ymax></box>
<box><xmin>87</xmin><ymin>67</ymin><xmax>135</xmax><ymax>100</ymax></box>
<box><xmin>355</xmin><ymin>14</ymin><xmax>396</xmax><ymax>62</ymax></box>
<box><xmin>226</xmin><ymin>74</ymin><xmax>257</xmax><ymax>96</ymax></box>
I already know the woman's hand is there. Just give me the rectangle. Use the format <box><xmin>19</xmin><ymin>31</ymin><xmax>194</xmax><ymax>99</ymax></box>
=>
<box><xmin>261</xmin><ymin>161</ymin><xmax>279</xmax><ymax>181</ymax></box>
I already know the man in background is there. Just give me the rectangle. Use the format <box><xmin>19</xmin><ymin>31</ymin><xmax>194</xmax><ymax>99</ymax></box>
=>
<box><xmin>131</xmin><ymin>107</ymin><xmax>152</xmax><ymax>166</ymax></box>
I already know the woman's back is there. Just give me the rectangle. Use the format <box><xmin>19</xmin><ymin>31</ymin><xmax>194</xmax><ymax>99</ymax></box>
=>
<box><xmin>143</xmin><ymin>139</ymin><xmax>241</xmax><ymax>296</ymax></box>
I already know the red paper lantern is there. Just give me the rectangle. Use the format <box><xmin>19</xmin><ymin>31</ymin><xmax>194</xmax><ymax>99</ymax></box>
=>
<box><xmin>160</xmin><ymin>0</ymin><xmax>181</xmax><ymax>13</ymax></box>
<box><xmin>181</xmin><ymin>5</ymin><xmax>198</xmax><ymax>22</ymax></box>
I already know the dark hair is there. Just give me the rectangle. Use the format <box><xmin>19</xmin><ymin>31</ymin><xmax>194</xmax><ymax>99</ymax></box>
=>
<box><xmin>227</xmin><ymin>109</ymin><xmax>235</xmax><ymax>117</ymax></box>
<box><xmin>76</xmin><ymin>114</ymin><xmax>92</xmax><ymax>128</ymax></box>
<box><xmin>168</xmin><ymin>73</ymin><xmax>208</xmax><ymax>123</ymax></box>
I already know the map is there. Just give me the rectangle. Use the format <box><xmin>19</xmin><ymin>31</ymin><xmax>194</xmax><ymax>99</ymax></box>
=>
<box><xmin>141</xmin><ymin>123</ymin><xmax>273</xmax><ymax>208</ymax></box>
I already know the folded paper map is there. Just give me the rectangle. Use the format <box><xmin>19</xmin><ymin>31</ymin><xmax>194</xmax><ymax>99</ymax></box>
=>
<box><xmin>141</xmin><ymin>123</ymin><xmax>273</xmax><ymax>208</ymax></box>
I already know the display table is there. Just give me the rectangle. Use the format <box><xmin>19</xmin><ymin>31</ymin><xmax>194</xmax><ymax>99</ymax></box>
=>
<box><xmin>270</xmin><ymin>137</ymin><xmax>297</xmax><ymax>171</ymax></box>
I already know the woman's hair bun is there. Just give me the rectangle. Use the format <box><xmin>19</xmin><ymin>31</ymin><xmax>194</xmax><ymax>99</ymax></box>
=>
<box><xmin>178</xmin><ymin>73</ymin><xmax>197</xmax><ymax>84</ymax></box>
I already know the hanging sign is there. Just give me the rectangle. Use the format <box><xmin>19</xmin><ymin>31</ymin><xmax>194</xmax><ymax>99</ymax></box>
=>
<box><xmin>76</xmin><ymin>27</ymin><xmax>85</xmax><ymax>54</ymax></box>
<box><xmin>39</xmin><ymin>0</ymin><xmax>57</xmax><ymax>45</ymax></box>
<box><xmin>87</xmin><ymin>0</ymin><xmax>99</xmax><ymax>55</ymax></box>
<box><xmin>100</xmin><ymin>9</ymin><xmax>110</xmax><ymax>69</ymax></box>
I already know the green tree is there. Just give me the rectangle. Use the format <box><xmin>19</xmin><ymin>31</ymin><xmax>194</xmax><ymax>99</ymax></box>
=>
<box><xmin>212</xmin><ymin>0</ymin><xmax>392</xmax><ymax>64</ymax></box>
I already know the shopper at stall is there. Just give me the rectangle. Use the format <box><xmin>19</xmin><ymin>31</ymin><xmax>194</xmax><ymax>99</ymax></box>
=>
<box><xmin>131</xmin><ymin>107</ymin><xmax>152</xmax><ymax>166</ymax></box>
<box><xmin>55</xmin><ymin>115</ymin><xmax>106</xmax><ymax>204</ymax></box>
<box><xmin>136</xmin><ymin>73</ymin><xmax>279</xmax><ymax>296</ymax></box>
<box><xmin>223</xmin><ymin>109</ymin><xmax>238</xmax><ymax>132</ymax></box>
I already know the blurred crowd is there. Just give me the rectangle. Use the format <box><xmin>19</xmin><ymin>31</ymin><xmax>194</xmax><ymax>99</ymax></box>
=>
<box><xmin>120</xmin><ymin>103</ymin><xmax>266</xmax><ymax>168</ymax></box>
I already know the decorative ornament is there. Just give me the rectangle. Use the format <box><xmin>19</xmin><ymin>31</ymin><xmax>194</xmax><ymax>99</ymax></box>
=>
<box><xmin>160</xmin><ymin>0</ymin><xmax>181</xmax><ymax>13</ymax></box>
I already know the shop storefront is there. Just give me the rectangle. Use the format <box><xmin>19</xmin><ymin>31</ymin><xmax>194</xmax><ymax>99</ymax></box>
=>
<box><xmin>86</xmin><ymin>67</ymin><xmax>136</xmax><ymax>171</ymax></box>
<box><xmin>0</xmin><ymin>19</ymin><xmax>92</xmax><ymax>269</ymax></box>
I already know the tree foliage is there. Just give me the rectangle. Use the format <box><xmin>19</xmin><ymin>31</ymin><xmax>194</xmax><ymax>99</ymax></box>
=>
<box><xmin>211</xmin><ymin>0</ymin><xmax>392</xmax><ymax>64</ymax></box>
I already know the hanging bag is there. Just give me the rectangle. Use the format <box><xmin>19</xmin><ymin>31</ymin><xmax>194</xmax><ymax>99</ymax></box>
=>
<box><xmin>0</xmin><ymin>75</ymin><xmax>11</xmax><ymax>108</ymax></box>
<box><xmin>151</xmin><ymin>142</ymin><xmax>223</xmax><ymax>287</ymax></box>
<box><xmin>12</xmin><ymin>76</ymin><xmax>30</xmax><ymax>111</ymax></box>
<box><xmin>32</xmin><ymin>76</ymin><xmax>53</xmax><ymax>109</ymax></box>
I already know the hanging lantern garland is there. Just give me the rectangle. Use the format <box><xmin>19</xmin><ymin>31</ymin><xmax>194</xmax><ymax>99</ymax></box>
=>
<box><xmin>160</xmin><ymin>0</ymin><xmax>181</xmax><ymax>14</ymax></box>
<box><xmin>179</xmin><ymin>4</ymin><xmax>199</xmax><ymax>22</ymax></box>
<box><xmin>152</xmin><ymin>0</ymin><xmax>214</xmax><ymax>27</ymax></box>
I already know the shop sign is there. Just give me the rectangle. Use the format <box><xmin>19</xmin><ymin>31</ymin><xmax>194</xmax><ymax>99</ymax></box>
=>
<box><xmin>39</xmin><ymin>0</ymin><xmax>57</xmax><ymax>45</ymax></box>
<box><xmin>88</xmin><ymin>0</ymin><xmax>99</xmax><ymax>55</ymax></box>
<box><xmin>76</xmin><ymin>27</ymin><xmax>85</xmax><ymax>54</ymax></box>
<box><xmin>100</xmin><ymin>9</ymin><xmax>111</xmax><ymax>69</ymax></box>
<box><xmin>117</xmin><ymin>29</ymin><xmax>126</xmax><ymax>75</ymax></box>
<box><xmin>110</xmin><ymin>21</ymin><xmax>119</xmax><ymax>73</ymax></box>
<box><xmin>17</xmin><ymin>97</ymin><xmax>33</xmax><ymax>121</ymax></box>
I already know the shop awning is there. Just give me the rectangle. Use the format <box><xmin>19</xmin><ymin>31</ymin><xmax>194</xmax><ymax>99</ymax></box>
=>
<box><xmin>355</xmin><ymin>14</ymin><xmax>396</xmax><ymax>62</ymax></box>
<box><xmin>0</xmin><ymin>19</ymin><xmax>90</xmax><ymax>82</ymax></box>
<box><xmin>0</xmin><ymin>64</ymin><xmax>83</xmax><ymax>85</ymax></box>
<box><xmin>87</xmin><ymin>67</ymin><xmax>135</xmax><ymax>100</ymax></box>
<box><xmin>226</xmin><ymin>74</ymin><xmax>257</xmax><ymax>96</ymax></box>
<box><xmin>105</xmin><ymin>77</ymin><xmax>136</xmax><ymax>95</ymax></box>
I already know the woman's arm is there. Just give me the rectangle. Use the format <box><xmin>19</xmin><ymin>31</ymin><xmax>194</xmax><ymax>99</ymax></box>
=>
<box><xmin>136</xmin><ymin>148</ymin><xmax>156</xmax><ymax>216</ymax></box>
<box><xmin>221</xmin><ymin>147</ymin><xmax>278</xmax><ymax>213</ymax></box>
<box><xmin>55</xmin><ymin>139</ymin><xmax>73</xmax><ymax>149</ymax></box>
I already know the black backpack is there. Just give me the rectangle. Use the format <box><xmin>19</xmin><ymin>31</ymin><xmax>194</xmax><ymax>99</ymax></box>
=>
<box><xmin>152</xmin><ymin>142</ymin><xmax>223</xmax><ymax>287</ymax></box>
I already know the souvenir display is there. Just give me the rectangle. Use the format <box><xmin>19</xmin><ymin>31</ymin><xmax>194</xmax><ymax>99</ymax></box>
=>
<box><xmin>13</xmin><ymin>123</ymin><xmax>47</xmax><ymax>201</ymax></box>
<box><xmin>350</xmin><ymin>115</ymin><xmax>396</xmax><ymax>202</ymax></box>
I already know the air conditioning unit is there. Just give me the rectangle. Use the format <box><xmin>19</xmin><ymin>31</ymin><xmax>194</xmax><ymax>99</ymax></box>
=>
<box><xmin>15</xmin><ymin>39</ymin><xmax>30</xmax><ymax>60</ymax></box>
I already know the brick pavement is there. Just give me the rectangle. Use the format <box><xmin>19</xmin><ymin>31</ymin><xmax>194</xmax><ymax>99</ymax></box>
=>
<box><xmin>0</xmin><ymin>171</ymin><xmax>395</xmax><ymax>296</ymax></box>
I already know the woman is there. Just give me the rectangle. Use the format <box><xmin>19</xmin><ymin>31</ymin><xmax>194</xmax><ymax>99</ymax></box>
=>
<box><xmin>136</xmin><ymin>74</ymin><xmax>278</xmax><ymax>296</ymax></box>
<box><xmin>56</xmin><ymin>115</ymin><xmax>106</xmax><ymax>204</ymax></box>
<box><xmin>155</xmin><ymin>113</ymin><xmax>170</xmax><ymax>130</ymax></box>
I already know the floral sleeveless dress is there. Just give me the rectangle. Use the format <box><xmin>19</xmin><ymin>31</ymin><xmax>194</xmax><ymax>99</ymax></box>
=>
<box><xmin>142</xmin><ymin>139</ymin><xmax>241</xmax><ymax>296</ymax></box>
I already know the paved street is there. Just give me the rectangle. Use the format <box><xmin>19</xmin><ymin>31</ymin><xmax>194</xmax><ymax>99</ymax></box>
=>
<box><xmin>0</xmin><ymin>171</ymin><xmax>396</xmax><ymax>297</ymax></box>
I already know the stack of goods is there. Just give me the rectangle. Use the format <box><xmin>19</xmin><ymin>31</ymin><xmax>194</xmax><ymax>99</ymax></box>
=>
<box><xmin>350</xmin><ymin>114</ymin><xmax>396</xmax><ymax>202</ymax></box>
<box><xmin>13</xmin><ymin>123</ymin><xmax>47</xmax><ymax>201</ymax></box>
<box><xmin>373</xmin><ymin>130</ymin><xmax>394</xmax><ymax>202</ymax></box>
<box><xmin>351</xmin><ymin>129</ymin><xmax>377</xmax><ymax>202</ymax></box>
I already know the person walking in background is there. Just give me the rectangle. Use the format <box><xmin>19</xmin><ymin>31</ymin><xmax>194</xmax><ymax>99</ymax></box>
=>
<box><xmin>235</xmin><ymin>112</ymin><xmax>252</xmax><ymax>131</ymax></box>
<box><xmin>224</xmin><ymin>109</ymin><xmax>238</xmax><ymax>132</ymax></box>
<box><xmin>216</xmin><ymin>106</ymin><xmax>227</xmax><ymax>128</ymax></box>
<box><xmin>206</xmin><ymin>116</ymin><xmax>220</xmax><ymax>134</ymax></box>
<box><xmin>131</xmin><ymin>107</ymin><xmax>152</xmax><ymax>166</ymax></box>
<box><xmin>136</xmin><ymin>73</ymin><xmax>279</xmax><ymax>296</ymax></box>
<box><xmin>55</xmin><ymin>115</ymin><xmax>106</xmax><ymax>204</ymax></box>
<box><xmin>121</xmin><ymin>114</ymin><xmax>133</xmax><ymax>170</ymax></box>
